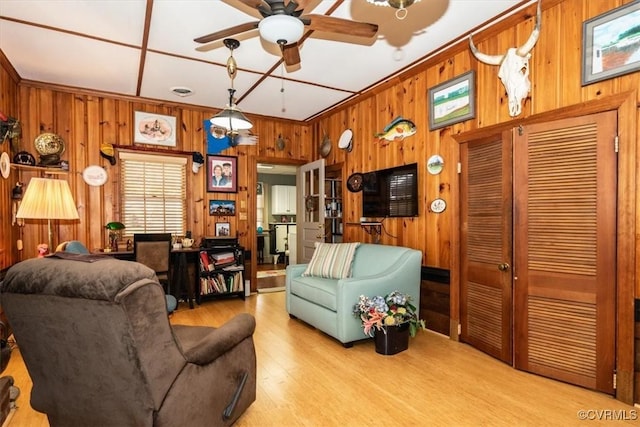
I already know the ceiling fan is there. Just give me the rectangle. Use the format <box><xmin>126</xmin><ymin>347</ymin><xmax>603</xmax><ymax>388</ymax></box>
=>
<box><xmin>194</xmin><ymin>0</ymin><xmax>379</xmax><ymax>67</ymax></box>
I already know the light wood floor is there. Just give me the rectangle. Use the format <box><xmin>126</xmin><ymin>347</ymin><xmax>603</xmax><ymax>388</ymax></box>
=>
<box><xmin>4</xmin><ymin>292</ymin><xmax>638</xmax><ymax>426</ymax></box>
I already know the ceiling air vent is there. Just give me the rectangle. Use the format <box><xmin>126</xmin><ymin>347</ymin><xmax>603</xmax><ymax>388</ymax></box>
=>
<box><xmin>170</xmin><ymin>87</ymin><xmax>194</xmax><ymax>97</ymax></box>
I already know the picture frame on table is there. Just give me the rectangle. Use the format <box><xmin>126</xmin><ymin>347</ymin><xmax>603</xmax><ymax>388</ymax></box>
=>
<box><xmin>581</xmin><ymin>2</ymin><xmax>640</xmax><ymax>86</ymax></box>
<box><xmin>209</xmin><ymin>200</ymin><xmax>236</xmax><ymax>216</ymax></box>
<box><xmin>215</xmin><ymin>222</ymin><xmax>231</xmax><ymax>237</ymax></box>
<box><xmin>428</xmin><ymin>70</ymin><xmax>475</xmax><ymax>131</ymax></box>
<box><xmin>133</xmin><ymin>111</ymin><xmax>177</xmax><ymax>147</ymax></box>
<box><xmin>207</xmin><ymin>154</ymin><xmax>237</xmax><ymax>193</ymax></box>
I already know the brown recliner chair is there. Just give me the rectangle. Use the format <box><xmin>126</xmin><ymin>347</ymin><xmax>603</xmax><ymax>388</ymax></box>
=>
<box><xmin>0</xmin><ymin>255</ymin><xmax>256</xmax><ymax>426</ymax></box>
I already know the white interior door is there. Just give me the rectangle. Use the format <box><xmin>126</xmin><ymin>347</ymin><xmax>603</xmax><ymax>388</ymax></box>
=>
<box><xmin>298</xmin><ymin>159</ymin><xmax>325</xmax><ymax>263</ymax></box>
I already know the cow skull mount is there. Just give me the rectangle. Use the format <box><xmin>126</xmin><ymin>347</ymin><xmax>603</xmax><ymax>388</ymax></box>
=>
<box><xmin>469</xmin><ymin>0</ymin><xmax>541</xmax><ymax>117</ymax></box>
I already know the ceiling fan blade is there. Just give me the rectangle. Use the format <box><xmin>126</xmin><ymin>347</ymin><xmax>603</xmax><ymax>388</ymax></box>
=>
<box><xmin>281</xmin><ymin>43</ymin><xmax>301</xmax><ymax>66</ymax></box>
<box><xmin>304</xmin><ymin>14</ymin><xmax>378</xmax><ymax>38</ymax></box>
<box><xmin>194</xmin><ymin>22</ymin><xmax>259</xmax><ymax>44</ymax></box>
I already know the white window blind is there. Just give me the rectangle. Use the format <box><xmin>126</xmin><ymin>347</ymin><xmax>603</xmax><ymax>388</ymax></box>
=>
<box><xmin>119</xmin><ymin>151</ymin><xmax>187</xmax><ymax>236</ymax></box>
<box><xmin>389</xmin><ymin>170</ymin><xmax>417</xmax><ymax>217</ymax></box>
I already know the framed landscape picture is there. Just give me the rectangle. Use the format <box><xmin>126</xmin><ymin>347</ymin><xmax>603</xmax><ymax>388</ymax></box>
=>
<box><xmin>209</xmin><ymin>200</ymin><xmax>236</xmax><ymax>216</ymax></box>
<box><xmin>206</xmin><ymin>154</ymin><xmax>237</xmax><ymax>193</ymax></box>
<box><xmin>134</xmin><ymin>111</ymin><xmax>177</xmax><ymax>146</ymax></box>
<box><xmin>428</xmin><ymin>71</ymin><xmax>475</xmax><ymax>131</ymax></box>
<box><xmin>582</xmin><ymin>2</ymin><xmax>640</xmax><ymax>85</ymax></box>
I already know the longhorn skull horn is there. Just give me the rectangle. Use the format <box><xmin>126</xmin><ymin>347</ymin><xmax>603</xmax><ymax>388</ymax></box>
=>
<box><xmin>469</xmin><ymin>0</ymin><xmax>542</xmax><ymax>64</ymax></box>
<box><xmin>516</xmin><ymin>0</ymin><xmax>542</xmax><ymax>57</ymax></box>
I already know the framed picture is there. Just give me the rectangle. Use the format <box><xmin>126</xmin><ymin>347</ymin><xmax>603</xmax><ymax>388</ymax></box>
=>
<box><xmin>215</xmin><ymin>222</ymin><xmax>231</xmax><ymax>237</ymax></box>
<box><xmin>209</xmin><ymin>200</ymin><xmax>236</xmax><ymax>216</ymax></box>
<box><xmin>428</xmin><ymin>71</ymin><xmax>475</xmax><ymax>131</ymax></box>
<box><xmin>134</xmin><ymin>111</ymin><xmax>177</xmax><ymax>146</ymax></box>
<box><xmin>207</xmin><ymin>155</ymin><xmax>237</xmax><ymax>193</ymax></box>
<box><xmin>582</xmin><ymin>2</ymin><xmax>640</xmax><ymax>85</ymax></box>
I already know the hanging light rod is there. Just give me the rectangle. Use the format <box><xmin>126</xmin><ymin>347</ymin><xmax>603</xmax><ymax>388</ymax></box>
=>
<box><xmin>210</xmin><ymin>38</ymin><xmax>253</xmax><ymax>133</ymax></box>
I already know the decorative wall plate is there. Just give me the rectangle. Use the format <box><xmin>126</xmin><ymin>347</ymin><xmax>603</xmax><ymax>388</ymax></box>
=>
<box><xmin>82</xmin><ymin>165</ymin><xmax>108</xmax><ymax>186</ymax></box>
<box><xmin>34</xmin><ymin>133</ymin><xmax>65</xmax><ymax>156</ymax></box>
<box><xmin>319</xmin><ymin>134</ymin><xmax>331</xmax><ymax>158</ymax></box>
<box><xmin>0</xmin><ymin>151</ymin><xmax>10</xmax><ymax>179</ymax></box>
<box><xmin>427</xmin><ymin>154</ymin><xmax>444</xmax><ymax>175</ymax></box>
<box><xmin>430</xmin><ymin>198</ymin><xmax>447</xmax><ymax>213</ymax></box>
<box><xmin>347</xmin><ymin>172</ymin><xmax>364</xmax><ymax>192</ymax></box>
<box><xmin>338</xmin><ymin>128</ymin><xmax>353</xmax><ymax>152</ymax></box>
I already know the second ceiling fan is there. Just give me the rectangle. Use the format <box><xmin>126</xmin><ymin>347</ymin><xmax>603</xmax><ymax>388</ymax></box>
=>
<box><xmin>194</xmin><ymin>0</ymin><xmax>379</xmax><ymax>67</ymax></box>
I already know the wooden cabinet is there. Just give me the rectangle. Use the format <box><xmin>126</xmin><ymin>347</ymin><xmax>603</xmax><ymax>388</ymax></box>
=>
<box><xmin>271</xmin><ymin>185</ymin><xmax>296</xmax><ymax>215</ymax></box>
<box><xmin>198</xmin><ymin>244</ymin><xmax>245</xmax><ymax>302</ymax></box>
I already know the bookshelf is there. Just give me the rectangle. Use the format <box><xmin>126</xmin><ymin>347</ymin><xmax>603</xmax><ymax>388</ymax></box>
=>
<box><xmin>198</xmin><ymin>242</ymin><xmax>245</xmax><ymax>302</ymax></box>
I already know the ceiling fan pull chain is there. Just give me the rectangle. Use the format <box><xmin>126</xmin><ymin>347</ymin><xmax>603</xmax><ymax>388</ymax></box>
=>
<box><xmin>280</xmin><ymin>64</ymin><xmax>286</xmax><ymax>113</ymax></box>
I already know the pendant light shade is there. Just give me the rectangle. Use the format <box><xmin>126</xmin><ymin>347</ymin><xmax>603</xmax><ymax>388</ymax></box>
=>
<box><xmin>210</xmin><ymin>89</ymin><xmax>253</xmax><ymax>131</ymax></box>
<box><xmin>258</xmin><ymin>15</ymin><xmax>304</xmax><ymax>45</ymax></box>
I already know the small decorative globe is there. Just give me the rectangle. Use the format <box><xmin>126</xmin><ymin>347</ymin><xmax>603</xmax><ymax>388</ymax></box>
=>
<box><xmin>257</xmin><ymin>226</ymin><xmax>263</xmax><ymax>234</ymax></box>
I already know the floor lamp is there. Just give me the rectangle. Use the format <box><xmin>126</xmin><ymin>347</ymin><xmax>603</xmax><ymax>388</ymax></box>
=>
<box><xmin>15</xmin><ymin>177</ymin><xmax>79</xmax><ymax>252</ymax></box>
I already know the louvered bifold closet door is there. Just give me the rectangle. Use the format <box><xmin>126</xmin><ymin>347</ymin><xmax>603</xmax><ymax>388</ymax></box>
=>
<box><xmin>513</xmin><ymin>112</ymin><xmax>616</xmax><ymax>394</ymax></box>
<box><xmin>460</xmin><ymin>132</ymin><xmax>513</xmax><ymax>364</ymax></box>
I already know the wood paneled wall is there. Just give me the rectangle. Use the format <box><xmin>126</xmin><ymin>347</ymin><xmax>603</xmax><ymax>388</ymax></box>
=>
<box><xmin>307</xmin><ymin>0</ymin><xmax>639</xmax><ymax>402</ymax></box>
<box><xmin>0</xmin><ymin>70</ymin><xmax>313</xmax><ymax>276</ymax></box>
<box><xmin>1</xmin><ymin>0</ymin><xmax>639</xmax><ymax>402</ymax></box>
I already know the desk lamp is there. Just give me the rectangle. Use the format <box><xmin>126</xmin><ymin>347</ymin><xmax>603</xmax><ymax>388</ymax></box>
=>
<box><xmin>16</xmin><ymin>177</ymin><xmax>79</xmax><ymax>251</ymax></box>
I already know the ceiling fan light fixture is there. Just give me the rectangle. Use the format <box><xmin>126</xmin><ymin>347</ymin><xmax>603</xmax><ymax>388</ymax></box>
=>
<box><xmin>366</xmin><ymin>0</ymin><xmax>419</xmax><ymax>19</ymax></box>
<box><xmin>258</xmin><ymin>15</ymin><xmax>304</xmax><ymax>45</ymax></box>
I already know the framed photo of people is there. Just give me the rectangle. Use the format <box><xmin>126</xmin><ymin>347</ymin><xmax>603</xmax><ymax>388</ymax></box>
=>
<box><xmin>206</xmin><ymin>155</ymin><xmax>237</xmax><ymax>193</ymax></box>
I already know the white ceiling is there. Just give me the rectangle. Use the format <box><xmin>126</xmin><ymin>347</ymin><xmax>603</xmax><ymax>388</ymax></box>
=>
<box><xmin>0</xmin><ymin>0</ymin><xmax>530</xmax><ymax>123</ymax></box>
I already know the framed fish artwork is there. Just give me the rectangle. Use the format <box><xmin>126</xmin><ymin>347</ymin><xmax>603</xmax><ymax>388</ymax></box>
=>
<box><xmin>428</xmin><ymin>70</ymin><xmax>476</xmax><ymax>131</ymax></box>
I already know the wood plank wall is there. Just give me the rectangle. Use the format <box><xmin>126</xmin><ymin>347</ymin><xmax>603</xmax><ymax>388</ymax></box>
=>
<box><xmin>0</xmin><ymin>60</ymin><xmax>313</xmax><ymax>279</ymax></box>
<box><xmin>1</xmin><ymin>0</ymin><xmax>639</xmax><ymax>401</ymax></box>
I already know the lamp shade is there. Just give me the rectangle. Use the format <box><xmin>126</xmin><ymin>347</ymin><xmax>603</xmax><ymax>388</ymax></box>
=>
<box><xmin>258</xmin><ymin>15</ymin><xmax>304</xmax><ymax>45</ymax></box>
<box><xmin>16</xmin><ymin>178</ymin><xmax>79</xmax><ymax>220</ymax></box>
<box><xmin>210</xmin><ymin>107</ymin><xmax>253</xmax><ymax>131</ymax></box>
<box><xmin>16</xmin><ymin>177</ymin><xmax>79</xmax><ymax>251</ymax></box>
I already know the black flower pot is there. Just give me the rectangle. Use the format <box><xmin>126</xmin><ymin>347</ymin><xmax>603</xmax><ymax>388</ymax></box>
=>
<box><xmin>374</xmin><ymin>322</ymin><xmax>409</xmax><ymax>355</ymax></box>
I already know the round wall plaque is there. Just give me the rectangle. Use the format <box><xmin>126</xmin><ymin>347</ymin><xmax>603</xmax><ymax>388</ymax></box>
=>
<box><xmin>427</xmin><ymin>154</ymin><xmax>444</xmax><ymax>175</ymax></box>
<box><xmin>82</xmin><ymin>165</ymin><xmax>108</xmax><ymax>186</ymax></box>
<box><xmin>430</xmin><ymin>198</ymin><xmax>447</xmax><ymax>213</ymax></box>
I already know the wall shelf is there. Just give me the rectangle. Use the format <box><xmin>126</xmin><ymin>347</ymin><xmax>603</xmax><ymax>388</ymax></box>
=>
<box><xmin>11</xmin><ymin>164</ymin><xmax>69</xmax><ymax>175</ymax></box>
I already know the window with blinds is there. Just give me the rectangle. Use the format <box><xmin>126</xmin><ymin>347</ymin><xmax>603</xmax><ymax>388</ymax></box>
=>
<box><xmin>389</xmin><ymin>169</ymin><xmax>417</xmax><ymax>217</ymax></box>
<box><xmin>119</xmin><ymin>151</ymin><xmax>187</xmax><ymax>236</ymax></box>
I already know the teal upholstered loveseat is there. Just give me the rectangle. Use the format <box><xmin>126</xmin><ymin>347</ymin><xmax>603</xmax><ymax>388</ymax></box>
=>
<box><xmin>285</xmin><ymin>243</ymin><xmax>422</xmax><ymax>346</ymax></box>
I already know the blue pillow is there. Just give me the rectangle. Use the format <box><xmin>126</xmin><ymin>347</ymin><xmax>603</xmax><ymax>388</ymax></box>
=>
<box><xmin>64</xmin><ymin>241</ymin><xmax>90</xmax><ymax>254</ymax></box>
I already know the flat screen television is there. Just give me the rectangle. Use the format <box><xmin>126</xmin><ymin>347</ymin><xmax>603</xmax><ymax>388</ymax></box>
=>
<box><xmin>362</xmin><ymin>163</ymin><xmax>418</xmax><ymax>218</ymax></box>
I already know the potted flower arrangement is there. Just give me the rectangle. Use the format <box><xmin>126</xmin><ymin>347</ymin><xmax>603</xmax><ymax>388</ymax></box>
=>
<box><xmin>353</xmin><ymin>290</ymin><xmax>426</xmax><ymax>355</ymax></box>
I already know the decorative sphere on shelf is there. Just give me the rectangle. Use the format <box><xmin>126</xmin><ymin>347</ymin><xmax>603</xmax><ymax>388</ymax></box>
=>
<box><xmin>257</xmin><ymin>226</ymin><xmax>263</xmax><ymax>234</ymax></box>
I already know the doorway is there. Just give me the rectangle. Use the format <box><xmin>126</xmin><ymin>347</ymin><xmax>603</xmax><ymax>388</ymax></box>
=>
<box><xmin>256</xmin><ymin>161</ymin><xmax>298</xmax><ymax>292</ymax></box>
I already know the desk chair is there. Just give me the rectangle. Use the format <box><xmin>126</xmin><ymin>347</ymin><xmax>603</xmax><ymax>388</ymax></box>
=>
<box><xmin>133</xmin><ymin>233</ymin><xmax>177</xmax><ymax>313</ymax></box>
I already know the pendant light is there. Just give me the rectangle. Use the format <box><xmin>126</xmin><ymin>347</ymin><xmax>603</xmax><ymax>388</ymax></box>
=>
<box><xmin>210</xmin><ymin>38</ymin><xmax>253</xmax><ymax>134</ymax></box>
